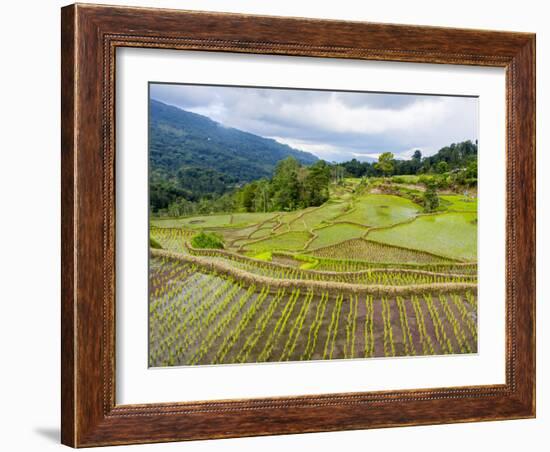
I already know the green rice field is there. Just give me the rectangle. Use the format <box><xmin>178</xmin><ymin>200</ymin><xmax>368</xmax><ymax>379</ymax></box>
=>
<box><xmin>367</xmin><ymin>212</ymin><xmax>477</xmax><ymax>261</ymax></box>
<box><xmin>338</xmin><ymin>194</ymin><xmax>420</xmax><ymax>227</ymax></box>
<box><xmin>150</xmin><ymin>181</ymin><xmax>478</xmax><ymax>366</ymax></box>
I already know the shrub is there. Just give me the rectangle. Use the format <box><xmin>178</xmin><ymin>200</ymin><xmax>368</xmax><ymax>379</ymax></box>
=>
<box><xmin>433</xmin><ymin>175</ymin><xmax>450</xmax><ymax>189</ymax></box>
<box><xmin>191</xmin><ymin>231</ymin><xmax>224</xmax><ymax>249</ymax></box>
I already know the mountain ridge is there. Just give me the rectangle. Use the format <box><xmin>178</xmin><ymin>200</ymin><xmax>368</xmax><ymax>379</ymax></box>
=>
<box><xmin>149</xmin><ymin>99</ymin><xmax>318</xmax><ymax>174</ymax></box>
<box><xmin>149</xmin><ymin>99</ymin><xmax>318</xmax><ymax>211</ymax></box>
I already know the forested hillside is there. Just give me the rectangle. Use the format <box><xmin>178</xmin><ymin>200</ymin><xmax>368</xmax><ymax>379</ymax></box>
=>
<box><xmin>339</xmin><ymin>141</ymin><xmax>477</xmax><ymax>178</ymax></box>
<box><xmin>149</xmin><ymin>99</ymin><xmax>318</xmax><ymax>211</ymax></box>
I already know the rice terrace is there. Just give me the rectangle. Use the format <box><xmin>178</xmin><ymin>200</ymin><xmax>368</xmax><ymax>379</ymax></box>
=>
<box><xmin>148</xmin><ymin>85</ymin><xmax>479</xmax><ymax>367</ymax></box>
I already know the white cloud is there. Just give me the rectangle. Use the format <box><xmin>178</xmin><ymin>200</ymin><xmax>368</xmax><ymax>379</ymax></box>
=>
<box><xmin>150</xmin><ymin>83</ymin><xmax>478</xmax><ymax>162</ymax></box>
<box><xmin>275</xmin><ymin>97</ymin><xmax>449</xmax><ymax>135</ymax></box>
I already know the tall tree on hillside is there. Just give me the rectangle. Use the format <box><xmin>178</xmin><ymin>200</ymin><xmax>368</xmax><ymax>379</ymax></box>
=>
<box><xmin>254</xmin><ymin>179</ymin><xmax>271</xmax><ymax>212</ymax></box>
<box><xmin>271</xmin><ymin>157</ymin><xmax>301</xmax><ymax>211</ymax></box>
<box><xmin>465</xmin><ymin>160</ymin><xmax>477</xmax><ymax>178</ymax></box>
<box><xmin>374</xmin><ymin>152</ymin><xmax>395</xmax><ymax>177</ymax></box>
<box><xmin>304</xmin><ymin>160</ymin><xmax>331</xmax><ymax>206</ymax></box>
<box><xmin>239</xmin><ymin>181</ymin><xmax>257</xmax><ymax>212</ymax></box>
<box><xmin>331</xmin><ymin>165</ymin><xmax>345</xmax><ymax>184</ymax></box>
<box><xmin>423</xmin><ymin>181</ymin><xmax>440</xmax><ymax>212</ymax></box>
<box><xmin>411</xmin><ymin>149</ymin><xmax>423</xmax><ymax>174</ymax></box>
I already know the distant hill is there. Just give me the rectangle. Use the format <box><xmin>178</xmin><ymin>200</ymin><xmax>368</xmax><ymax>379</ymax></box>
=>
<box><xmin>149</xmin><ymin>99</ymin><xmax>318</xmax><ymax>210</ymax></box>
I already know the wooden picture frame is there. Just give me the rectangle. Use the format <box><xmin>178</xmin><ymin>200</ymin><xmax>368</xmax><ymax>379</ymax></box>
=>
<box><xmin>61</xmin><ymin>3</ymin><xmax>535</xmax><ymax>447</ymax></box>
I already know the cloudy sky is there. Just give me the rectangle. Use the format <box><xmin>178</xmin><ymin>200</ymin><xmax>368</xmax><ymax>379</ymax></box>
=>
<box><xmin>150</xmin><ymin>83</ymin><xmax>478</xmax><ymax>162</ymax></box>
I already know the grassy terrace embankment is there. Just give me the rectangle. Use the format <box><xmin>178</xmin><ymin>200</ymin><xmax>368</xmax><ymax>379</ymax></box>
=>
<box><xmin>152</xmin><ymin>249</ymin><xmax>476</xmax><ymax>295</ymax></box>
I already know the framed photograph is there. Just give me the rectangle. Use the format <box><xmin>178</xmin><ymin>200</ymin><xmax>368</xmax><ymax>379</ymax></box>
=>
<box><xmin>61</xmin><ymin>3</ymin><xmax>535</xmax><ymax>447</ymax></box>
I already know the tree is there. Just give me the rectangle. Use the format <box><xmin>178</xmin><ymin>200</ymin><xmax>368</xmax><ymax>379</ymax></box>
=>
<box><xmin>435</xmin><ymin>161</ymin><xmax>449</xmax><ymax>174</ymax></box>
<box><xmin>418</xmin><ymin>140</ymin><xmax>477</xmax><ymax>173</ymax></box>
<box><xmin>342</xmin><ymin>158</ymin><xmax>364</xmax><ymax>177</ymax></box>
<box><xmin>271</xmin><ymin>157</ymin><xmax>301</xmax><ymax>211</ymax></box>
<box><xmin>331</xmin><ymin>165</ymin><xmax>345</xmax><ymax>183</ymax></box>
<box><xmin>304</xmin><ymin>160</ymin><xmax>330</xmax><ymax>206</ymax></box>
<box><xmin>254</xmin><ymin>179</ymin><xmax>271</xmax><ymax>212</ymax></box>
<box><xmin>423</xmin><ymin>181</ymin><xmax>440</xmax><ymax>212</ymax></box>
<box><xmin>167</xmin><ymin>198</ymin><xmax>188</xmax><ymax>217</ymax></box>
<box><xmin>233</xmin><ymin>158</ymin><xmax>333</xmax><ymax>213</ymax></box>
<box><xmin>191</xmin><ymin>232</ymin><xmax>224</xmax><ymax>249</ymax></box>
<box><xmin>374</xmin><ymin>152</ymin><xmax>394</xmax><ymax>177</ymax></box>
<box><xmin>410</xmin><ymin>149</ymin><xmax>423</xmax><ymax>174</ymax></box>
<box><xmin>465</xmin><ymin>160</ymin><xmax>477</xmax><ymax>179</ymax></box>
<box><xmin>239</xmin><ymin>181</ymin><xmax>257</xmax><ymax>212</ymax></box>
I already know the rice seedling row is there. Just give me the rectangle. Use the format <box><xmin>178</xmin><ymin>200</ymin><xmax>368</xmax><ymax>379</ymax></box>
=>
<box><xmin>311</xmin><ymin>255</ymin><xmax>477</xmax><ymax>274</ymax></box>
<box><xmin>311</xmin><ymin>238</ymin><xmax>453</xmax><ymax>265</ymax></box>
<box><xmin>423</xmin><ymin>293</ymin><xmax>454</xmax><ymax>354</ymax></box>
<box><xmin>214</xmin><ymin>286</ymin><xmax>271</xmax><ymax>364</ymax></box>
<box><xmin>381</xmin><ymin>297</ymin><xmax>396</xmax><ymax>357</ymax></box>
<box><xmin>188</xmin><ymin>249</ymin><xmax>476</xmax><ymax>286</ymax></box>
<box><xmin>235</xmin><ymin>289</ymin><xmax>287</xmax><ymax>364</ymax></box>
<box><xmin>438</xmin><ymin>294</ymin><xmax>473</xmax><ymax>354</ymax></box>
<box><xmin>344</xmin><ymin>295</ymin><xmax>359</xmax><ymax>359</ymax></box>
<box><xmin>220</xmin><ymin>258</ymin><xmax>476</xmax><ymax>285</ymax></box>
<box><xmin>279</xmin><ymin>290</ymin><xmax>315</xmax><ymax>361</ymax></box>
<box><xmin>364</xmin><ymin>295</ymin><xmax>375</xmax><ymax>358</ymax></box>
<box><xmin>396</xmin><ymin>296</ymin><xmax>416</xmax><ymax>356</ymax></box>
<box><xmin>187</xmin><ymin>284</ymin><xmax>255</xmax><ymax>365</ymax></box>
<box><xmin>451</xmin><ymin>293</ymin><xmax>478</xmax><ymax>342</ymax></box>
<box><xmin>301</xmin><ymin>292</ymin><xmax>329</xmax><ymax>361</ymax></box>
<box><xmin>323</xmin><ymin>294</ymin><xmax>344</xmax><ymax>360</ymax></box>
<box><xmin>411</xmin><ymin>296</ymin><xmax>435</xmax><ymax>356</ymax></box>
<box><xmin>149</xmin><ymin>257</ymin><xmax>478</xmax><ymax>366</ymax></box>
<box><xmin>257</xmin><ymin>289</ymin><xmax>302</xmax><ymax>362</ymax></box>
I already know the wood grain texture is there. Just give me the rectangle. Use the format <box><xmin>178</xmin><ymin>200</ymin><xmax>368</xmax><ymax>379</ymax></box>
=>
<box><xmin>60</xmin><ymin>3</ymin><xmax>536</xmax><ymax>447</ymax></box>
<box><xmin>60</xmin><ymin>5</ymin><xmax>76</xmax><ymax>447</ymax></box>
